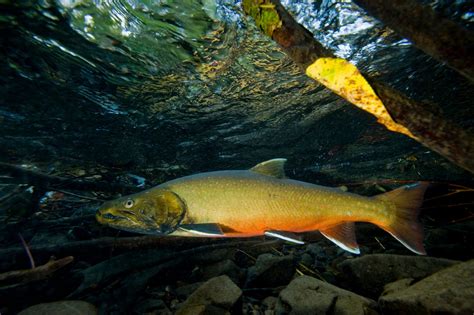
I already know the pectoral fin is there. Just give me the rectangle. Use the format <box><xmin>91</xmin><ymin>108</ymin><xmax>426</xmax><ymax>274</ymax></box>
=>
<box><xmin>265</xmin><ymin>230</ymin><xmax>305</xmax><ymax>244</ymax></box>
<box><xmin>179</xmin><ymin>223</ymin><xmax>224</xmax><ymax>236</ymax></box>
<box><xmin>320</xmin><ymin>222</ymin><xmax>360</xmax><ymax>254</ymax></box>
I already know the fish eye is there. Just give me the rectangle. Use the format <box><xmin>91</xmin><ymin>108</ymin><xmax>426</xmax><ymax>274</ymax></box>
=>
<box><xmin>124</xmin><ymin>199</ymin><xmax>134</xmax><ymax>208</ymax></box>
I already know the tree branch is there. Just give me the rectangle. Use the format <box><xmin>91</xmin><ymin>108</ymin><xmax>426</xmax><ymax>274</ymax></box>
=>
<box><xmin>242</xmin><ymin>0</ymin><xmax>474</xmax><ymax>173</ymax></box>
<box><xmin>0</xmin><ymin>162</ymin><xmax>139</xmax><ymax>193</ymax></box>
<box><xmin>353</xmin><ymin>0</ymin><xmax>474</xmax><ymax>82</ymax></box>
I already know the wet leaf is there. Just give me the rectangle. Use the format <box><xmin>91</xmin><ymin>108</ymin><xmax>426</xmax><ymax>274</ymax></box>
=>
<box><xmin>243</xmin><ymin>0</ymin><xmax>282</xmax><ymax>37</ymax></box>
<box><xmin>306</xmin><ymin>57</ymin><xmax>415</xmax><ymax>139</ymax></box>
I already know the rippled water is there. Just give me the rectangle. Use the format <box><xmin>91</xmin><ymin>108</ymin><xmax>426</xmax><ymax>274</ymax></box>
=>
<box><xmin>0</xmin><ymin>0</ymin><xmax>472</xmax><ymax>181</ymax></box>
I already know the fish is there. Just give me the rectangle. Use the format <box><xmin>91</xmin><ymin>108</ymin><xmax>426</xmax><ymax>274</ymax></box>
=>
<box><xmin>96</xmin><ymin>158</ymin><xmax>428</xmax><ymax>255</ymax></box>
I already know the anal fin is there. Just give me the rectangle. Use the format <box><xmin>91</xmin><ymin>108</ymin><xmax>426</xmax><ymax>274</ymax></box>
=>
<box><xmin>265</xmin><ymin>230</ymin><xmax>305</xmax><ymax>244</ymax></box>
<box><xmin>320</xmin><ymin>222</ymin><xmax>360</xmax><ymax>254</ymax></box>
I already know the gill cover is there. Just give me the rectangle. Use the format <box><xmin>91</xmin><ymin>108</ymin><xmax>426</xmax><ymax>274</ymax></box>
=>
<box><xmin>156</xmin><ymin>189</ymin><xmax>187</xmax><ymax>233</ymax></box>
<box><xmin>96</xmin><ymin>188</ymin><xmax>187</xmax><ymax>235</ymax></box>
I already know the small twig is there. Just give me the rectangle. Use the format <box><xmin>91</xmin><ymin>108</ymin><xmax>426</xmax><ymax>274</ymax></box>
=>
<box><xmin>55</xmin><ymin>189</ymin><xmax>104</xmax><ymax>202</ymax></box>
<box><xmin>0</xmin><ymin>236</ymin><xmax>266</xmax><ymax>272</ymax></box>
<box><xmin>18</xmin><ymin>233</ymin><xmax>35</xmax><ymax>269</ymax></box>
<box><xmin>450</xmin><ymin>212</ymin><xmax>474</xmax><ymax>224</ymax></box>
<box><xmin>448</xmin><ymin>183</ymin><xmax>474</xmax><ymax>190</ymax></box>
<box><xmin>374</xmin><ymin>236</ymin><xmax>386</xmax><ymax>250</ymax></box>
<box><xmin>422</xmin><ymin>203</ymin><xmax>474</xmax><ymax>210</ymax></box>
<box><xmin>297</xmin><ymin>262</ymin><xmax>327</xmax><ymax>282</ymax></box>
<box><xmin>424</xmin><ymin>187</ymin><xmax>473</xmax><ymax>202</ymax></box>
<box><xmin>0</xmin><ymin>256</ymin><xmax>74</xmax><ymax>286</ymax></box>
<box><xmin>271</xmin><ymin>247</ymin><xmax>284</xmax><ymax>256</ymax></box>
<box><xmin>271</xmin><ymin>247</ymin><xmax>327</xmax><ymax>281</ymax></box>
<box><xmin>0</xmin><ymin>162</ymin><xmax>138</xmax><ymax>193</ymax></box>
<box><xmin>236</xmin><ymin>249</ymin><xmax>257</xmax><ymax>262</ymax></box>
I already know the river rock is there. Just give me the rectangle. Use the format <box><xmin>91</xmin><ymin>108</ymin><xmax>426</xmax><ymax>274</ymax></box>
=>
<box><xmin>379</xmin><ymin>259</ymin><xmax>474</xmax><ymax>314</ymax></box>
<box><xmin>263</xmin><ymin>296</ymin><xmax>278</xmax><ymax>308</ymax></box>
<box><xmin>176</xmin><ymin>275</ymin><xmax>242</xmax><ymax>315</ymax></box>
<box><xmin>175</xmin><ymin>282</ymin><xmax>204</xmax><ymax>299</ymax></box>
<box><xmin>381</xmin><ymin>278</ymin><xmax>414</xmax><ymax>296</ymax></box>
<box><xmin>134</xmin><ymin>299</ymin><xmax>171</xmax><ymax>314</ymax></box>
<box><xmin>337</xmin><ymin>254</ymin><xmax>459</xmax><ymax>297</ymax></box>
<box><xmin>201</xmin><ymin>259</ymin><xmax>244</xmax><ymax>284</ymax></box>
<box><xmin>275</xmin><ymin>275</ymin><xmax>377</xmax><ymax>315</ymax></box>
<box><xmin>18</xmin><ymin>300</ymin><xmax>97</xmax><ymax>315</ymax></box>
<box><xmin>246</xmin><ymin>253</ymin><xmax>295</xmax><ymax>288</ymax></box>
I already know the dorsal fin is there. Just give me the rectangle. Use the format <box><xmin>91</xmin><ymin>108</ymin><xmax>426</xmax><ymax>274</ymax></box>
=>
<box><xmin>250</xmin><ymin>158</ymin><xmax>287</xmax><ymax>179</ymax></box>
<box><xmin>320</xmin><ymin>222</ymin><xmax>360</xmax><ymax>254</ymax></box>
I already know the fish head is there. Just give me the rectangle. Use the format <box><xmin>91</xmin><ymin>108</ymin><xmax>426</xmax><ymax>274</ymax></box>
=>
<box><xmin>96</xmin><ymin>189</ymin><xmax>186</xmax><ymax>235</ymax></box>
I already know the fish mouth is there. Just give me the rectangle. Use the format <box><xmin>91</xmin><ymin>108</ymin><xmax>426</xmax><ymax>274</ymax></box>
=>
<box><xmin>100</xmin><ymin>212</ymin><xmax>126</xmax><ymax>221</ymax></box>
<box><xmin>96</xmin><ymin>209</ymin><xmax>171</xmax><ymax>235</ymax></box>
<box><xmin>96</xmin><ymin>209</ymin><xmax>131</xmax><ymax>224</ymax></box>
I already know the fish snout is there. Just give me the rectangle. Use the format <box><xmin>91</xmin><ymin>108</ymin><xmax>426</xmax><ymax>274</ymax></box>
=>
<box><xmin>95</xmin><ymin>206</ymin><xmax>110</xmax><ymax>224</ymax></box>
<box><xmin>95</xmin><ymin>202</ymin><xmax>123</xmax><ymax>224</ymax></box>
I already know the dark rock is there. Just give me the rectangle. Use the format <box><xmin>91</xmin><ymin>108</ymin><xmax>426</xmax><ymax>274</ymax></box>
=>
<box><xmin>299</xmin><ymin>253</ymin><xmax>313</xmax><ymax>267</ymax></box>
<box><xmin>175</xmin><ymin>282</ymin><xmax>204</xmax><ymax>299</ymax></box>
<box><xmin>321</xmin><ymin>271</ymin><xmax>337</xmax><ymax>284</ymax></box>
<box><xmin>201</xmin><ymin>259</ymin><xmax>244</xmax><ymax>284</ymax></box>
<box><xmin>262</xmin><ymin>296</ymin><xmax>278</xmax><ymax>311</ymax></box>
<box><xmin>67</xmin><ymin>226</ymin><xmax>92</xmax><ymax>241</ymax></box>
<box><xmin>177</xmin><ymin>304</ymin><xmax>229</xmax><ymax>315</ymax></box>
<box><xmin>275</xmin><ymin>275</ymin><xmax>378</xmax><ymax>315</ymax></box>
<box><xmin>18</xmin><ymin>300</ymin><xmax>97</xmax><ymax>315</ymax></box>
<box><xmin>176</xmin><ymin>275</ymin><xmax>242</xmax><ymax>315</ymax></box>
<box><xmin>425</xmin><ymin>221</ymin><xmax>474</xmax><ymax>261</ymax></box>
<box><xmin>306</xmin><ymin>243</ymin><xmax>325</xmax><ymax>257</ymax></box>
<box><xmin>29</xmin><ymin>232</ymin><xmax>70</xmax><ymax>246</ymax></box>
<box><xmin>337</xmin><ymin>254</ymin><xmax>459</xmax><ymax>298</ymax></box>
<box><xmin>133</xmin><ymin>299</ymin><xmax>170</xmax><ymax>314</ymax></box>
<box><xmin>379</xmin><ymin>259</ymin><xmax>474</xmax><ymax>314</ymax></box>
<box><xmin>381</xmin><ymin>278</ymin><xmax>414</xmax><ymax>297</ymax></box>
<box><xmin>246</xmin><ymin>254</ymin><xmax>295</xmax><ymax>288</ymax></box>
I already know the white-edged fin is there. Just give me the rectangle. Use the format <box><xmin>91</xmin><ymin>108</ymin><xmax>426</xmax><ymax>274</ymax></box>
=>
<box><xmin>179</xmin><ymin>223</ymin><xmax>224</xmax><ymax>236</ymax></box>
<box><xmin>265</xmin><ymin>230</ymin><xmax>305</xmax><ymax>244</ymax></box>
<box><xmin>373</xmin><ymin>182</ymin><xmax>428</xmax><ymax>255</ymax></box>
<box><xmin>320</xmin><ymin>222</ymin><xmax>360</xmax><ymax>254</ymax></box>
<box><xmin>250</xmin><ymin>158</ymin><xmax>287</xmax><ymax>179</ymax></box>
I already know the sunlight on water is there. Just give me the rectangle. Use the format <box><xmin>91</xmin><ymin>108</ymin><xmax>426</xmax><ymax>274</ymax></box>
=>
<box><xmin>0</xmin><ymin>0</ymin><xmax>472</xmax><ymax>174</ymax></box>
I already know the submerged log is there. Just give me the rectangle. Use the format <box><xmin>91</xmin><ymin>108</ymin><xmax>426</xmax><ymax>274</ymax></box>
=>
<box><xmin>242</xmin><ymin>0</ymin><xmax>474</xmax><ymax>173</ymax></box>
<box><xmin>0</xmin><ymin>235</ymin><xmax>273</xmax><ymax>272</ymax></box>
<box><xmin>0</xmin><ymin>162</ymin><xmax>138</xmax><ymax>193</ymax></box>
<box><xmin>352</xmin><ymin>0</ymin><xmax>474</xmax><ymax>82</ymax></box>
<box><xmin>0</xmin><ymin>256</ymin><xmax>73</xmax><ymax>287</ymax></box>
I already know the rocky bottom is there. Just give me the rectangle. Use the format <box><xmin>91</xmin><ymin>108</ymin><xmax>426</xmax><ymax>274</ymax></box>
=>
<box><xmin>2</xmin><ymin>224</ymin><xmax>473</xmax><ymax>315</ymax></box>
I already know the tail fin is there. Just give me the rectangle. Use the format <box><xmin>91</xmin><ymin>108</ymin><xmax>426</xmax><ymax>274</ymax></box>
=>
<box><xmin>374</xmin><ymin>182</ymin><xmax>429</xmax><ymax>255</ymax></box>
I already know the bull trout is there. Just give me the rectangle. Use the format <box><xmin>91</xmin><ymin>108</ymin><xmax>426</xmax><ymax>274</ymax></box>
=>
<box><xmin>96</xmin><ymin>159</ymin><xmax>428</xmax><ymax>254</ymax></box>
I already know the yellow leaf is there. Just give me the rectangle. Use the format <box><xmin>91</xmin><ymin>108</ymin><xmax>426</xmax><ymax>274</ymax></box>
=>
<box><xmin>306</xmin><ymin>58</ymin><xmax>416</xmax><ymax>139</ymax></box>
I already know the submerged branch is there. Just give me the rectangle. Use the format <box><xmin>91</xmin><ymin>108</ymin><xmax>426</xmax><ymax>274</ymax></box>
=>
<box><xmin>0</xmin><ymin>162</ymin><xmax>139</xmax><ymax>194</ymax></box>
<box><xmin>353</xmin><ymin>0</ymin><xmax>474</xmax><ymax>82</ymax></box>
<box><xmin>242</xmin><ymin>0</ymin><xmax>474</xmax><ymax>173</ymax></box>
<box><xmin>0</xmin><ymin>256</ymin><xmax>73</xmax><ymax>287</ymax></box>
<box><xmin>0</xmin><ymin>235</ymin><xmax>270</xmax><ymax>272</ymax></box>
<box><xmin>370</xmin><ymin>81</ymin><xmax>474</xmax><ymax>173</ymax></box>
